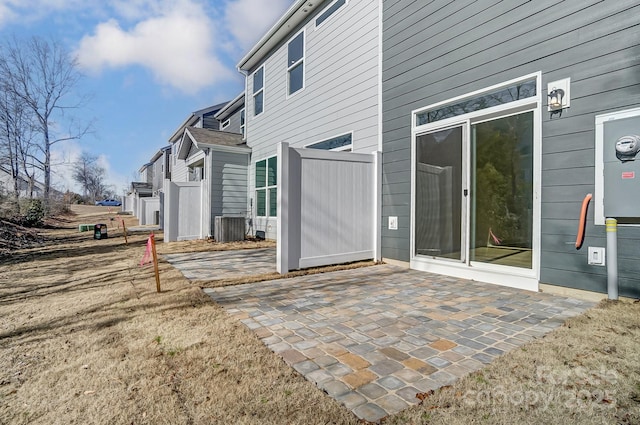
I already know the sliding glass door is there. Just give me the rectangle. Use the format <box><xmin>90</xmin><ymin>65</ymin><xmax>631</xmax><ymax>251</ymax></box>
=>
<box><xmin>470</xmin><ymin>112</ymin><xmax>533</xmax><ymax>269</ymax></box>
<box><xmin>415</xmin><ymin>126</ymin><xmax>465</xmax><ymax>261</ymax></box>
<box><xmin>414</xmin><ymin>111</ymin><xmax>534</xmax><ymax>271</ymax></box>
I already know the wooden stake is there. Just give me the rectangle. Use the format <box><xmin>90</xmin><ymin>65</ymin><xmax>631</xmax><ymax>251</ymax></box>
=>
<box><xmin>150</xmin><ymin>233</ymin><xmax>161</xmax><ymax>293</ymax></box>
<box><xmin>122</xmin><ymin>219</ymin><xmax>128</xmax><ymax>245</ymax></box>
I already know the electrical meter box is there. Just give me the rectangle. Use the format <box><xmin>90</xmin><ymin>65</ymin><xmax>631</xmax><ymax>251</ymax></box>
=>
<box><xmin>595</xmin><ymin>107</ymin><xmax>640</xmax><ymax>224</ymax></box>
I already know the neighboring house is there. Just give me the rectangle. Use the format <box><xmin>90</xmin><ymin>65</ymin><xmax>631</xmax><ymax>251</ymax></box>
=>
<box><xmin>0</xmin><ymin>165</ymin><xmax>45</xmax><ymax>198</ymax></box>
<box><xmin>163</xmin><ymin>126</ymin><xmax>249</xmax><ymax>242</ymax></box>
<box><xmin>237</xmin><ymin>0</ymin><xmax>381</xmax><ymax>241</ymax></box>
<box><xmin>380</xmin><ymin>0</ymin><xmax>640</xmax><ymax>297</ymax></box>
<box><xmin>161</xmin><ymin>100</ymin><xmax>250</xmax><ymax>242</ymax></box>
<box><xmin>214</xmin><ymin>92</ymin><xmax>245</xmax><ymax>138</ymax></box>
<box><xmin>167</xmin><ymin>102</ymin><xmax>227</xmax><ymax>184</ymax></box>
<box><xmin>126</xmin><ymin>182</ymin><xmax>153</xmax><ymax>218</ymax></box>
<box><xmin>132</xmin><ymin>146</ymin><xmax>171</xmax><ymax>226</ymax></box>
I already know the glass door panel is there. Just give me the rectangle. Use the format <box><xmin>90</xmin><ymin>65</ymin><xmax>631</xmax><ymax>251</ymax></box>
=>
<box><xmin>470</xmin><ymin>112</ymin><xmax>533</xmax><ymax>269</ymax></box>
<box><xmin>415</xmin><ymin>126</ymin><xmax>464</xmax><ymax>261</ymax></box>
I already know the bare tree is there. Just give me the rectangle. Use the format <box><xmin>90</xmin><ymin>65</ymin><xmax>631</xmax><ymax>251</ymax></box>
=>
<box><xmin>0</xmin><ymin>36</ymin><xmax>92</xmax><ymax>210</ymax></box>
<box><xmin>72</xmin><ymin>152</ymin><xmax>106</xmax><ymax>203</ymax></box>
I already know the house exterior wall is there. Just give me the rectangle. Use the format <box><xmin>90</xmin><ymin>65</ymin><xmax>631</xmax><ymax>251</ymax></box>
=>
<box><xmin>152</xmin><ymin>157</ymin><xmax>164</xmax><ymax>192</ymax></box>
<box><xmin>203</xmin><ymin>110</ymin><xmax>220</xmax><ymax>130</ymax></box>
<box><xmin>140</xmin><ymin>167</ymin><xmax>153</xmax><ymax>184</ymax></box>
<box><xmin>171</xmin><ymin>144</ymin><xmax>189</xmax><ymax>182</ymax></box>
<box><xmin>210</xmin><ymin>150</ymin><xmax>249</xmax><ymax>235</ymax></box>
<box><xmin>245</xmin><ymin>0</ymin><xmax>380</xmax><ymax>239</ymax></box>
<box><xmin>220</xmin><ymin>106</ymin><xmax>244</xmax><ymax>135</ymax></box>
<box><xmin>381</xmin><ymin>0</ymin><xmax>640</xmax><ymax>297</ymax></box>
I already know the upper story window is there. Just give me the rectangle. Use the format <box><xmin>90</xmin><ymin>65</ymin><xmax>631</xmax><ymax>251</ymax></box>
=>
<box><xmin>253</xmin><ymin>66</ymin><xmax>264</xmax><ymax>116</ymax></box>
<box><xmin>287</xmin><ymin>31</ymin><xmax>304</xmax><ymax>95</ymax></box>
<box><xmin>307</xmin><ymin>132</ymin><xmax>352</xmax><ymax>151</ymax></box>
<box><xmin>315</xmin><ymin>0</ymin><xmax>347</xmax><ymax>28</ymax></box>
<box><xmin>221</xmin><ymin>119</ymin><xmax>230</xmax><ymax>130</ymax></box>
<box><xmin>240</xmin><ymin>109</ymin><xmax>246</xmax><ymax>138</ymax></box>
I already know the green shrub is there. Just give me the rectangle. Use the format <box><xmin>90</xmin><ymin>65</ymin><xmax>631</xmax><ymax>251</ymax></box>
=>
<box><xmin>23</xmin><ymin>199</ymin><xmax>45</xmax><ymax>227</ymax></box>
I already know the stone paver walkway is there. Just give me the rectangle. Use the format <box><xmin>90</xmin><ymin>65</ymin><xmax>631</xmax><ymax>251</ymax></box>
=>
<box><xmin>164</xmin><ymin>248</ymin><xmax>276</xmax><ymax>280</ymax></box>
<box><xmin>203</xmin><ymin>264</ymin><xmax>595</xmax><ymax>423</ymax></box>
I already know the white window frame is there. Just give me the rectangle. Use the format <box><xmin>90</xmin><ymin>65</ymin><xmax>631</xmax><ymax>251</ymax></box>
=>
<box><xmin>304</xmin><ymin>131</ymin><xmax>353</xmax><ymax>151</ymax></box>
<box><xmin>253</xmin><ymin>65</ymin><xmax>265</xmax><ymax>116</ymax></box>
<box><xmin>286</xmin><ymin>29</ymin><xmax>305</xmax><ymax>97</ymax></box>
<box><xmin>240</xmin><ymin>108</ymin><xmax>246</xmax><ymax>139</ymax></box>
<box><xmin>255</xmin><ymin>155</ymin><xmax>277</xmax><ymax>218</ymax></box>
<box><xmin>221</xmin><ymin>119</ymin><xmax>230</xmax><ymax>130</ymax></box>
<box><xmin>315</xmin><ymin>0</ymin><xmax>348</xmax><ymax>29</ymax></box>
<box><xmin>410</xmin><ymin>72</ymin><xmax>542</xmax><ymax>292</ymax></box>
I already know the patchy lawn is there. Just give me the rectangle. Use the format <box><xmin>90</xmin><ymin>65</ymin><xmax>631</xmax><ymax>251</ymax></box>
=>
<box><xmin>0</xmin><ymin>205</ymin><xmax>638</xmax><ymax>424</ymax></box>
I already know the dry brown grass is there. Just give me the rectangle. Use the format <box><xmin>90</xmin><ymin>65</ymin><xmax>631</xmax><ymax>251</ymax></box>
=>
<box><xmin>1</xmin><ymin>206</ymin><xmax>639</xmax><ymax>424</ymax></box>
<box><xmin>382</xmin><ymin>299</ymin><xmax>640</xmax><ymax>424</ymax></box>
<box><xmin>0</xmin><ymin>206</ymin><xmax>358</xmax><ymax>425</ymax></box>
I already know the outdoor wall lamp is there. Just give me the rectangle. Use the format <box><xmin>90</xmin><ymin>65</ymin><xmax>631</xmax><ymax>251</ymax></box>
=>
<box><xmin>547</xmin><ymin>78</ymin><xmax>571</xmax><ymax>117</ymax></box>
<box><xmin>548</xmin><ymin>88</ymin><xmax>564</xmax><ymax>109</ymax></box>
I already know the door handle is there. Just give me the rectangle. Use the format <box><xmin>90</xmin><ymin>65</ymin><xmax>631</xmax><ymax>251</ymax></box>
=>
<box><xmin>463</xmin><ymin>189</ymin><xmax>468</xmax><ymax>197</ymax></box>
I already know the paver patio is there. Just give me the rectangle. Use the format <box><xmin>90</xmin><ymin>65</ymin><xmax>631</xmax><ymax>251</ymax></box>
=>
<box><xmin>167</xmin><ymin>250</ymin><xmax>595</xmax><ymax>422</ymax></box>
<box><xmin>164</xmin><ymin>248</ymin><xmax>276</xmax><ymax>280</ymax></box>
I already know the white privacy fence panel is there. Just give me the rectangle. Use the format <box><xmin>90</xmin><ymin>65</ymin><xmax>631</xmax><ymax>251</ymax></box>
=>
<box><xmin>122</xmin><ymin>194</ymin><xmax>135</xmax><ymax>214</ymax></box>
<box><xmin>139</xmin><ymin>197</ymin><xmax>160</xmax><ymax>226</ymax></box>
<box><xmin>165</xmin><ymin>181</ymin><xmax>202</xmax><ymax>242</ymax></box>
<box><xmin>278</xmin><ymin>142</ymin><xmax>381</xmax><ymax>273</ymax></box>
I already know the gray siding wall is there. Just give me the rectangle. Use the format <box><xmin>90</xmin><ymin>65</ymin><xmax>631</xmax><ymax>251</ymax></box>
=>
<box><xmin>152</xmin><ymin>157</ymin><xmax>163</xmax><ymax>192</ymax></box>
<box><xmin>382</xmin><ymin>0</ymin><xmax>640</xmax><ymax>297</ymax></box>
<box><xmin>171</xmin><ymin>143</ymin><xmax>189</xmax><ymax>182</ymax></box>
<box><xmin>245</xmin><ymin>0</ymin><xmax>380</xmax><ymax>238</ymax></box>
<box><xmin>220</xmin><ymin>106</ymin><xmax>244</xmax><ymax>135</ymax></box>
<box><xmin>203</xmin><ymin>111</ymin><xmax>220</xmax><ymax>130</ymax></box>
<box><xmin>210</xmin><ymin>151</ymin><xmax>249</xmax><ymax>233</ymax></box>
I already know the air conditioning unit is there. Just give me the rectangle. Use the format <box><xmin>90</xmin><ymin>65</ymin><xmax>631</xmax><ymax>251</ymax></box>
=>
<box><xmin>214</xmin><ymin>216</ymin><xmax>245</xmax><ymax>242</ymax></box>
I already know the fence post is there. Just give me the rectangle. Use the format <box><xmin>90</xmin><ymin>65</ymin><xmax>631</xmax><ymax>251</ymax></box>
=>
<box><xmin>277</xmin><ymin>142</ymin><xmax>289</xmax><ymax>274</ymax></box>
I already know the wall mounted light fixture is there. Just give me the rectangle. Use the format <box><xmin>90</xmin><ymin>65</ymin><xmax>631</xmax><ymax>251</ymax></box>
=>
<box><xmin>547</xmin><ymin>78</ymin><xmax>571</xmax><ymax>117</ymax></box>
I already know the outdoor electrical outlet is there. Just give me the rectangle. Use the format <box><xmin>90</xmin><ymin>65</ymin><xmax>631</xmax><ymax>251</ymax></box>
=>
<box><xmin>388</xmin><ymin>216</ymin><xmax>398</xmax><ymax>230</ymax></box>
<box><xmin>588</xmin><ymin>247</ymin><xmax>606</xmax><ymax>266</ymax></box>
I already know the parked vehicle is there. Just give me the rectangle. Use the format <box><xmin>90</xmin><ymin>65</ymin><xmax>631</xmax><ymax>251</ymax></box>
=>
<box><xmin>95</xmin><ymin>199</ymin><xmax>121</xmax><ymax>207</ymax></box>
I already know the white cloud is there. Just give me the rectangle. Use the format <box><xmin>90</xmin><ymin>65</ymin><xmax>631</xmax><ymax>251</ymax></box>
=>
<box><xmin>3</xmin><ymin>0</ymin><xmax>297</xmax><ymax>92</ymax></box>
<box><xmin>75</xmin><ymin>0</ymin><xmax>233</xmax><ymax>94</ymax></box>
<box><xmin>0</xmin><ymin>0</ymin><xmax>92</xmax><ymax>27</ymax></box>
<box><xmin>223</xmin><ymin>0</ymin><xmax>294</xmax><ymax>51</ymax></box>
<box><xmin>0</xmin><ymin>3</ymin><xmax>16</xmax><ymax>27</ymax></box>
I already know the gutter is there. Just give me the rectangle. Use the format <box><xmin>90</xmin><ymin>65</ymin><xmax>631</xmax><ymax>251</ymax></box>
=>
<box><xmin>237</xmin><ymin>0</ymin><xmax>320</xmax><ymax>72</ymax></box>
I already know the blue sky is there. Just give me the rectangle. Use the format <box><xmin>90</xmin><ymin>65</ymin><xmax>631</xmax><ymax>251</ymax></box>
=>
<box><xmin>0</xmin><ymin>0</ymin><xmax>294</xmax><ymax>194</ymax></box>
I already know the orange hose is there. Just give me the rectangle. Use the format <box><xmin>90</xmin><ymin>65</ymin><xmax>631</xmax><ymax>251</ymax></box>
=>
<box><xmin>575</xmin><ymin>193</ymin><xmax>592</xmax><ymax>250</ymax></box>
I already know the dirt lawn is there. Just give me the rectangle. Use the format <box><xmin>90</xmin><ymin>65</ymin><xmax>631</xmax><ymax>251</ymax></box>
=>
<box><xmin>1</xmin><ymin>205</ymin><xmax>639</xmax><ymax>424</ymax></box>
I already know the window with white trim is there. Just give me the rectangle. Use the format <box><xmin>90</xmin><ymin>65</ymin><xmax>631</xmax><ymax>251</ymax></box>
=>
<box><xmin>221</xmin><ymin>119</ymin><xmax>230</xmax><ymax>130</ymax></box>
<box><xmin>255</xmin><ymin>156</ymin><xmax>277</xmax><ymax>217</ymax></box>
<box><xmin>287</xmin><ymin>31</ymin><xmax>304</xmax><ymax>95</ymax></box>
<box><xmin>315</xmin><ymin>0</ymin><xmax>347</xmax><ymax>27</ymax></box>
<box><xmin>307</xmin><ymin>133</ymin><xmax>352</xmax><ymax>151</ymax></box>
<box><xmin>253</xmin><ymin>66</ymin><xmax>264</xmax><ymax>116</ymax></box>
<box><xmin>240</xmin><ymin>109</ymin><xmax>245</xmax><ymax>138</ymax></box>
